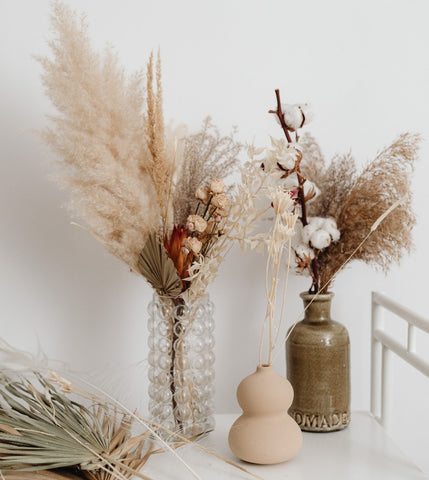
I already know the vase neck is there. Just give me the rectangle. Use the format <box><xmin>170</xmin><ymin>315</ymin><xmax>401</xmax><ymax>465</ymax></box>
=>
<box><xmin>300</xmin><ymin>292</ymin><xmax>333</xmax><ymax>324</ymax></box>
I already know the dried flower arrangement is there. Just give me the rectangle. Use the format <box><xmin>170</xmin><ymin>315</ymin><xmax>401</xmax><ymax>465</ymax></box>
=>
<box><xmin>265</xmin><ymin>89</ymin><xmax>420</xmax><ymax>294</ymax></box>
<box><xmin>36</xmin><ymin>1</ymin><xmax>244</xmax><ymax>440</ymax></box>
<box><xmin>37</xmin><ymin>2</ymin><xmax>241</xmax><ymax>302</ymax></box>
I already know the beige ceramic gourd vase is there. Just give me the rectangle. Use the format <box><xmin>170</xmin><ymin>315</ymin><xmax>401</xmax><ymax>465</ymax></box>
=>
<box><xmin>228</xmin><ymin>364</ymin><xmax>302</xmax><ymax>464</ymax></box>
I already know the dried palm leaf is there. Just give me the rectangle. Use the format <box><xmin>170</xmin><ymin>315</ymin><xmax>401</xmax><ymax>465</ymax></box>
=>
<box><xmin>137</xmin><ymin>233</ymin><xmax>182</xmax><ymax>297</ymax></box>
<box><xmin>0</xmin><ymin>374</ymin><xmax>154</xmax><ymax>480</ymax></box>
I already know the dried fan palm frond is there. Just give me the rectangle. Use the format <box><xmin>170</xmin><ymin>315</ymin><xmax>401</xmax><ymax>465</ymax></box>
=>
<box><xmin>172</xmin><ymin>117</ymin><xmax>241</xmax><ymax>225</ymax></box>
<box><xmin>317</xmin><ymin>132</ymin><xmax>420</xmax><ymax>290</ymax></box>
<box><xmin>37</xmin><ymin>2</ymin><xmax>160</xmax><ymax>273</ymax></box>
<box><xmin>0</xmin><ymin>373</ymin><xmax>154</xmax><ymax>480</ymax></box>
<box><xmin>138</xmin><ymin>233</ymin><xmax>182</xmax><ymax>297</ymax></box>
<box><xmin>4</xmin><ymin>471</ymin><xmax>82</xmax><ymax>480</ymax></box>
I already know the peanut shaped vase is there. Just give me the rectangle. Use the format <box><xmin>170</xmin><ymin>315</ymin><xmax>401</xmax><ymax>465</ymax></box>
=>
<box><xmin>228</xmin><ymin>365</ymin><xmax>302</xmax><ymax>464</ymax></box>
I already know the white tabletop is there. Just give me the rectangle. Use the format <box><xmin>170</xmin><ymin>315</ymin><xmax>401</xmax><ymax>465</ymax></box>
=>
<box><xmin>142</xmin><ymin>412</ymin><xmax>427</xmax><ymax>479</ymax></box>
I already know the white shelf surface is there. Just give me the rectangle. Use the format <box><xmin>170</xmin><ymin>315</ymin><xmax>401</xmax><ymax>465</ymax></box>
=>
<box><xmin>142</xmin><ymin>412</ymin><xmax>427</xmax><ymax>479</ymax></box>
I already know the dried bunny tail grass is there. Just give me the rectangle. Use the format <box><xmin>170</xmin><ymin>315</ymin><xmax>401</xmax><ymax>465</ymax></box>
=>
<box><xmin>318</xmin><ymin>132</ymin><xmax>421</xmax><ymax>290</ymax></box>
<box><xmin>37</xmin><ymin>2</ymin><xmax>160</xmax><ymax>272</ymax></box>
<box><xmin>308</xmin><ymin>152</ymin><xmax>358</xmax><ymax>219</ymax></box>
<box><xmin>299</xmin><ymin>132</ymin><xmax>325</xmax><ymax>184</ymax></box>
<box><xmin>172</xmin><ymin>117</ymin><xmax>241</xmax><ymax>225</ymax></box>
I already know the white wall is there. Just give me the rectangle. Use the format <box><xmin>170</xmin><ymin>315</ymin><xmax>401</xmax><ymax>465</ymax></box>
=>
<box><xmin>1</xmin><ymin>0</ymin><xmax>429</xmax><ymax>472</ymax></box>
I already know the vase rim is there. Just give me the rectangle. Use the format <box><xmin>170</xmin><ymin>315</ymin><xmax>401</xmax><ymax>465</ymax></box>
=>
<box><xmin>299</xmin><ymin>291</ymin><xmax>334</xmax><ymax>300</ymax></box>
<box><xmin>257</xmin><ymin>363</ymin><xmax>274</xmax><ymax>371</ymax></box>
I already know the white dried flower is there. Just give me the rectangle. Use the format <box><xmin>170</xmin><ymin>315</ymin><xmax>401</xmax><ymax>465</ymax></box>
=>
<box><xmin>270</xmin><ymin>187</ymin><xmax>294</xmax><ymax>215</ymax></box>
<box><xmin>209</xmin><ymin>178</ymin><xmax>225</xmax><ymax>194</ymax></box>
<box><xmin>281</xmin><ymin>103</ymin><xmax>314</xmax><ymax>131</ymax></box>
<box><xmin>186</xmin><ymin>214</ymin><xmax>207</xmax><ymax>233</ymax></box>
<box><xmin>181</xmin><ymin>245</ymin><xmax>190</xmax><ymax>255</ymax></box>
<box><xmin>212</xmin><ymin>193</ymin><xmax>229</xmax><ymax>210</ymax></box>
<box><xmin>309</xmin><ymin>229</ymin><xmax>331</xmax><ymax>250</ymax></box>
<box><xmin>187</xmin><ymin>237</ymin><xmax>202</xmax><ymax>254</ymax></box>
<box><xmin>195</xmin><ymin>186</ymin><xmax>210</xmax><ymax>203</ymax></box>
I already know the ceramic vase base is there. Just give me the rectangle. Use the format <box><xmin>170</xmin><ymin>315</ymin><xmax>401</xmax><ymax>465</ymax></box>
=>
<box><xmin>228</xmin><ymin>365</ymin><xmax>302</xmax><ymax>465</ymax></box>
<box><xmin>290</xmin><ymin>409</ymin><xmax>350</xmax><ymax>432</ymax></box>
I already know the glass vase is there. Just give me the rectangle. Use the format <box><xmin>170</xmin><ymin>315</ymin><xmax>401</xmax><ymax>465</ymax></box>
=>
<box><xmin>147</xmin><ymin>293</ymin><xmax>215</xmax><ymax>438</ymax></box>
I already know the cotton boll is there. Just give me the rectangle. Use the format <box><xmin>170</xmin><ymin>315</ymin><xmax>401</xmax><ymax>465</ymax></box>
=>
<box><xmin>302</xmin><ymin>223</ymin><xmax>318</xmax><ymax>244</ymax></box>
<box><xmin>262</xmin><ymin>150</ymin><xmax>280</xmax><ymax>173</ymax></box>
<box><xmin>295</xmin><ymin>243</ymin><xmax>315</xmax><ymax>260</ymax></box>
<box><xmin>297</xmin><ymin>103</ymin><xmax>314</xmax><ymax>127</ymax></box>
<box><xmin>310</xmin><ymin>230</ymin><xmax>331</xmax><ymax>249</ymax></box>
<box><xmin>281</xmin><ymin>104</ymin><xmax>304</xmax><ymax>131</ymax></box>
<box><xmin>307</xmin><ymin>217</ymin><xmax>325</xmax><ymax>229</ymax></box>
<box><xmin>283</xmin><ymin>172</ymin><xmax>300</xmax><ymax>190</ymax></box>
<box><xmin>303</xmin><ymin>180</ymin><xmax>320</xmax><ymax>201</ymax></box>
<box><xmin>323</xmin><ymin>217</ymin><xmax>337</xmax><ymax>229</ymax></box>
<box><xmin>322</xmin><ymin>217</ymin><xmax>341</xmax><ymax>242</ymax></box>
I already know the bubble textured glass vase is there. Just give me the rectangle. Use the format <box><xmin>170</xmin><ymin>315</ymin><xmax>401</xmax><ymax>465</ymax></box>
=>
<box><xmin>147</xmin><ymin>294</ymin><xmax>215</xmax><ymax>438</ymax></box>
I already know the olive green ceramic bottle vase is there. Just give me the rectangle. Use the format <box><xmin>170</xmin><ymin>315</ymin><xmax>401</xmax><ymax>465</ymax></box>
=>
<box><xmin>286</xmin><ymin>292</ymin><xmax>350</xmax><ymax>432</ymax></box>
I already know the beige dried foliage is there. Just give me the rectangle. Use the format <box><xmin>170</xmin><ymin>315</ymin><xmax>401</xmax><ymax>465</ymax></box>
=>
<box><xmin>308</xmin><ymin>152</ymin><xmax>358</xmax><ymax>219</ymax></box>
<box><xmin>37</xmin><ymin>2</ymin><xmax>161</xmax><ymax>273</ymax></box>
<box><xmin>145</xmin><ymin>51</ymin><xmax>171</xmax><ymax>220</ymax></box>
<box><xmin>317</xmin><ymin>133</ymin><xmax>420</xmax><ymax>290</ymax></box>
<box><xmin>299</xmin><ymin>132</ymin><xmax>325</xmax><ymax>184</ymax></box>
<box><xmin>172</xmin><ymin>117</ymin><xmax>241</xmax><ymax>225</ymax></box>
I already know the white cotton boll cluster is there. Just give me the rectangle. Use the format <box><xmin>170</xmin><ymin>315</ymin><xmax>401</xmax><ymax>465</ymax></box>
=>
<box><xmin>281</xmin><ymin>103</ymin><xmax>314</xmax><ymax>131</ymax></box>
<box><xmin>302</xmin><ymin>216</ymin><xmax>341</xmax><ymax>250</ymax></box>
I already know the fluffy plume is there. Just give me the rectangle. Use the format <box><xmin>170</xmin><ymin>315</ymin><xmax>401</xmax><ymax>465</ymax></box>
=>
<box><xmin>299</xmin><ymin>132</ymin><xmax>325</xmax><ymax>184</ymax></box>
<box><xmin>317</xmin><ymin>132</ymin><xmax>420</xmax><ymax>290</ymax></box>
<box><xmin>172</xmin><ymin>117</ymin><xmax>241</xmax><ymax>225</ymax></box>
<box><xmin>37</xmin><ymin>2</ymin><xmax>160</xmax><ymax>272</ymax></box>
<box><xmin>307</xmin><ymin>152</ymin><xmax>358</xmax><ymax>219</ymax></box>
